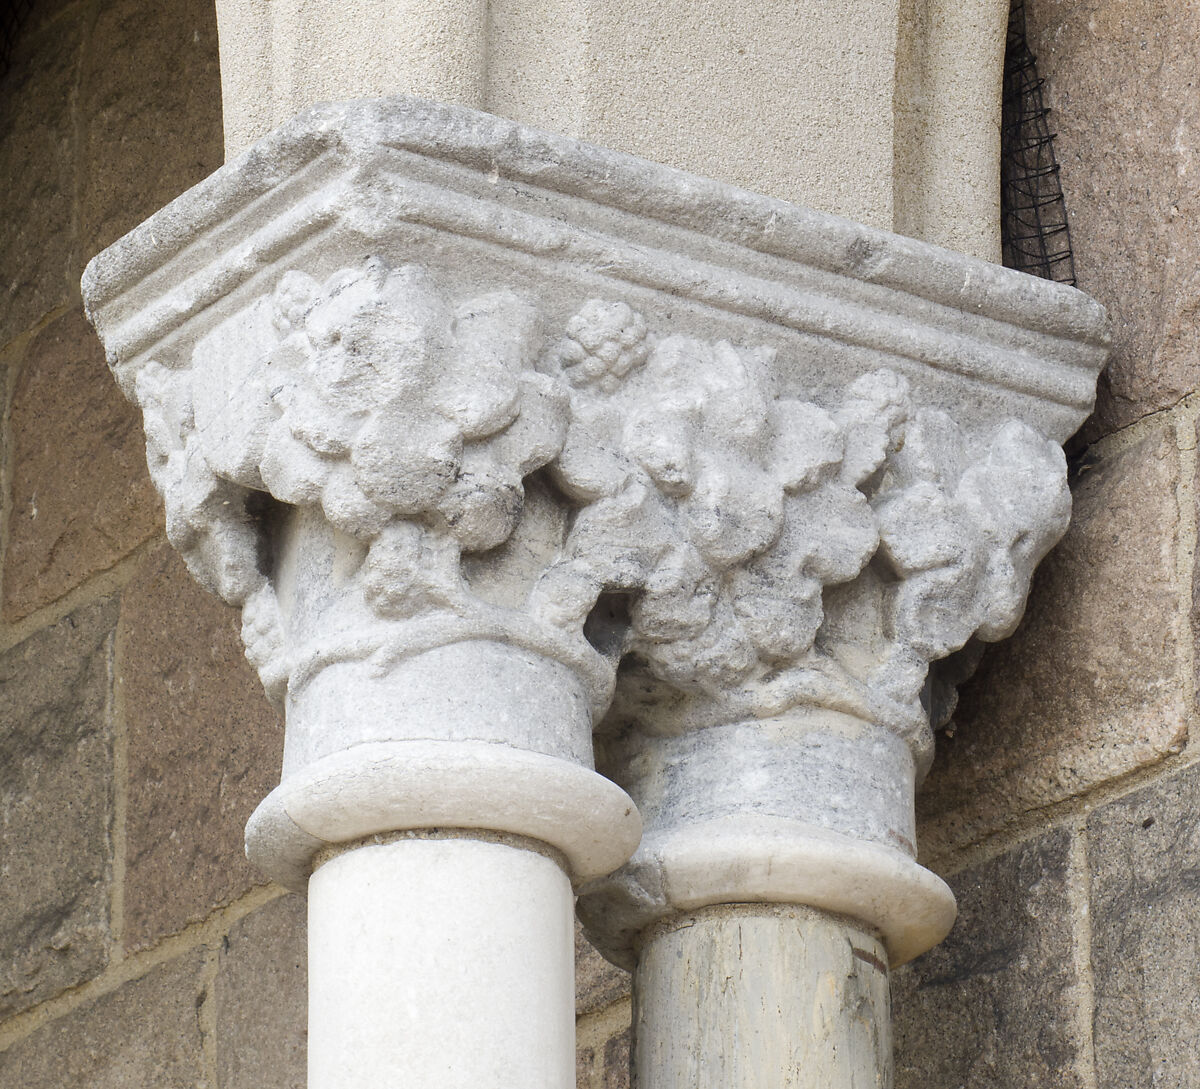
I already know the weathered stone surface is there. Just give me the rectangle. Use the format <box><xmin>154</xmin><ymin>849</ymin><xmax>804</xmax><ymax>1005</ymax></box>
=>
<box><xmin>576</xmin><ymin>1022</ymin><xmax>631</xmax><ymax>1089</ymax></box>
<box><xmin>78</xmin><ymin>0</ymin><xmax>223</xmax><ymax>267</ymax></box>
<box><xmin>634</xmin><ymin>907</ymin><xmax>890</xmax><ymax>1088</ymax></box>
<box><xmin>3</xmin><ymin>307</ymin><xmax>161</xmax><ymax>620</ymax></box>
<box><xmin>918</xmin><ymin>426</ymin><xmax>1187</xmax><ymax>857</ymax></box>
<box><xmin>75</xmin><ymin>108</ymin><xmax>1109</xmax><ymax>1076</ymax></box>
<box><xmin>1027</xmin><ymin>0</ymin><xmax>1200</xmax><ymax>435</ymax></box>
<box><xmin>1088</xmin><ymin>761</ymin><xmax>1200</xmax><ymax>1086</ymax></box>
<box><xmin>575</xmin><ymin>920</ymin><xmax>630</xmax><ymax>1016</ymax></box>
<box><xmin>0</xmin><ymin>14</ymin><xmax>82</xmax><ymax>349</ymax></box>
<box><xmin>0</xmin><ymin>951</ymin><xmax>206</xmax><ymax>1086</ymax></box>
<box><xmin>83</xmin><ymin>99</ymin><xmax>1107</xmax><ymax>962</ymax></box>
<box><xmin>1190</xmin><ymin>420</ymin><xmax>1200</xmax><ymax>702</ymax></box>
<box><xmin>0</xmin><ymin>599</ymin><xmax>117</xmax><ymax>1020</ymax></box>
<box><xmin>19</xmin><ymin>0</ymin><xmax>83</xmax><ymax>36</ymax></box>
<box><xmin>215</xmin><ymin>895</ymin><xmax>307</xmax><ymax>1089</ymax></box>
<box><xmin>893</xmin><ymin>828</ymin><xmax>1082</xmax><ymax>1089</ymax></box>
<box><xmin>119</xmin><ymin>544</ymin><xmax>283</xmax><ymax>951</ymax></box>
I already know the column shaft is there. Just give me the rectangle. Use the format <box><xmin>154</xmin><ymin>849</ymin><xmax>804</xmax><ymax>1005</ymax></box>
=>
<box><xmin>894</xmin><ymin>0</ymin><xmax>1009</xmax><ymax>260</ymax></box>
<box><xmin>216</xmin><ymin>0</ymin><xmax>488</xmax><ymax>155</ymax></box>
<box><xmin>307</xmin><ymin>835</ymin><xmax>576</xmax><ymax>1089</ymax></box>
<box><xmin>215</xmin><ymin>0</ymin><xmax>1009</xmax><ymax>251</ymax></box>
<box><xmin>635</xmin><ymin>905</ymin><xmax>892</xmax><ymax>1089</ymax></box>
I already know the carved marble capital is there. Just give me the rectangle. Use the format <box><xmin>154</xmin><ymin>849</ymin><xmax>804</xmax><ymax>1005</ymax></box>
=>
<box><xmin>83</xmin><ymin>97</ymin><xmax>1107</xmax><ymax>959</ymax></box>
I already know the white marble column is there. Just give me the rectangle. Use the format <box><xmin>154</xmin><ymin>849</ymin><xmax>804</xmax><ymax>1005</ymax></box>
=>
<box><xmin>635</xmin><ymin>906</ymin><xmax>892</xmax><ymax>1088</ymax></box>
<box><xmin>82</xmin><ymin>98</ymin><xmax>1107</xmax><ymax>1088</ymax></box>
<box><xmin>308</xmin><ymin>835</ymin><xmax>575</xmax><ymax>1088</ymax></box>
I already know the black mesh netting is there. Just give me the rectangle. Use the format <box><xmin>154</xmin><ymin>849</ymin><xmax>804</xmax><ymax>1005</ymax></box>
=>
<box><xmin>1</xmin><ymin>0</ymin><xmax>35</xmax><ymax>82</ymax></box>
<box><xmin>1000</xmin><ymin>0</ymin><xmax>1076</xmax><ymax>284</ymax></box>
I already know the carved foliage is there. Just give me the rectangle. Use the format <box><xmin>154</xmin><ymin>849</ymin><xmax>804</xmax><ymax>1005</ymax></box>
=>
<box><xmin>870</xmin><ymin>410</ymin><xmax>1071</xmax><ymax>707</ymax></box>
<box><xmin>535</xmin><ymin>317</ymin><xmax>910</xmax><ymax>695</ymax></box>
<box><xmin>535</xmin><ymin>302</ymin><xmax>1070</xmax><ymax>728</ymax></box>
<box><xmin>135</xmin><ymin>260</ymin><xmax>569</xmax><ymax>701</ymax></box>
<box><xmin>131</xmin><ymin>260</ymin><xmax>1071</xmax><ymax>734</ymax></box>
<box><xmin>259</xmin><ymin>261</ymin><xmax>567</xmax><ymax>551</ymax></box>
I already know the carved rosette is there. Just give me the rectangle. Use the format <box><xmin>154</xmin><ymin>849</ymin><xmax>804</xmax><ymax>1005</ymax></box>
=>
<box><xmin>82</xmin><ymin>95</ymin><xmax>1108</xmax><ymax>966</ymax></box>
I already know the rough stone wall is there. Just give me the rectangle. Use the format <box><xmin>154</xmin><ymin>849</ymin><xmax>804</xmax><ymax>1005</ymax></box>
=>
<box><xmin>894</xmin><ymin>3</ymin><xmax>1200</xmax><ymax>1085</ymax></box>
<box><xmin>0</xmin><ymin>1</ymin><xmax>298</xmax><ymax>1083</ymax></box>
<box><xmin>0</xmin><ymin>2</ymin><xmax>1196</xmax><ymax>1088</ymax></box>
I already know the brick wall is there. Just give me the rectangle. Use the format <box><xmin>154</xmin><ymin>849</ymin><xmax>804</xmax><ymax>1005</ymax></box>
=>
<box><xmin>1</xmin><ymin>2</ymin><xmax>1196</xmax><ymax>1087</ymax></box>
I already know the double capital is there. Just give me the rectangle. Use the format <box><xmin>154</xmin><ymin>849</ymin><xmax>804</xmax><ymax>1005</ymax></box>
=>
<box><xmin>83</xmin><ymin>96</ymin><xmax>1108</xmax><ymax>968</ymax></box>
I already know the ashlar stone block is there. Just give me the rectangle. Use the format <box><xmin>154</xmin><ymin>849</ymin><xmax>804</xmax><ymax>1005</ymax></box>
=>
<box><xmin>119</xmin><ymin>544</ymin><xmax>283</xmax><ymax>951</ymax></box>
<box><xmin>0</xmin><ymin>599</ymin><xmax>117</xmax><ymax>1020</ymax></box>
<box><xmin>893</xmin><ymin>828</ymin><xmax>1083</xmax><ymax>1089</ymax></box>
<box><xmin>0</xmin><ymin>952</ymin><xmax>206</xmax><ymax>1087</ymax></box>
<box><xmin>575</xmin><ymin>920</ymin><xmax>630</xmax><ymax>1017</ymax></box>
<box><xmin>215</xmin><ymin>895</ymin><xmax>307</xmax><ymax>1089</ymax></box>
<box><xmin>1088</xmin><ymin>761</ymin><xmax>1200</xmax><ymax>1088</ymax></box>
<box><xmin>1027</xmin><ymin>0</ymin><xmax>1200</xmax><ymax>434</ymax></box>
<box><xmin>78</xmin><ymin>0</ymin><xmax>223</xmax><ymax>269</ymax></box>
<box><xmin>576</xmin><ymin>1022</ymin><xmax>632</xmax><ymax>1089</ymax></box>
<box><xmin>4</xmin><ymin>307</ymin><xmax>161</xmax><ymax>620</ymax></box>
<box><xmin>0</xmin><ymin>14</ymin><xmax>82</xmax><ymax>349</ymax></box>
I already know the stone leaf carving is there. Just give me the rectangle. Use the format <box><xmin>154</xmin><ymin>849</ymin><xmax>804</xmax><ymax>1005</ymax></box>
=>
<box><xmin>129</xmin><ymin>263</ymin><xmax>1072</xmax><ymax>743</ymax></box>
<box><xmin>870</xmin><ymin>410</ymin><xmax>1072</xmax><ymax>711</ymax></box>
<box><xmin>533</xmin><ymin>299</ymin><xmax>1072</xmax><ymax>746</ymax></box>
<box><xmin>533</xmin><ymin>309</ymin><xmax>909</xmax><ymax>696</ymax></box>
<box><xmin>133</xmin><ymin>259</ymin><xmax>570</xmax><ymax>703</ymax></box>
<box><xmin>133</xmin><ymin>359</ymin><xmax>291</xmax><ymax>695</ymax></box>
<box><xmin>256</xmin><ymin>261</ymin><xmax>567</xmax><ymax>551</ymax></box>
